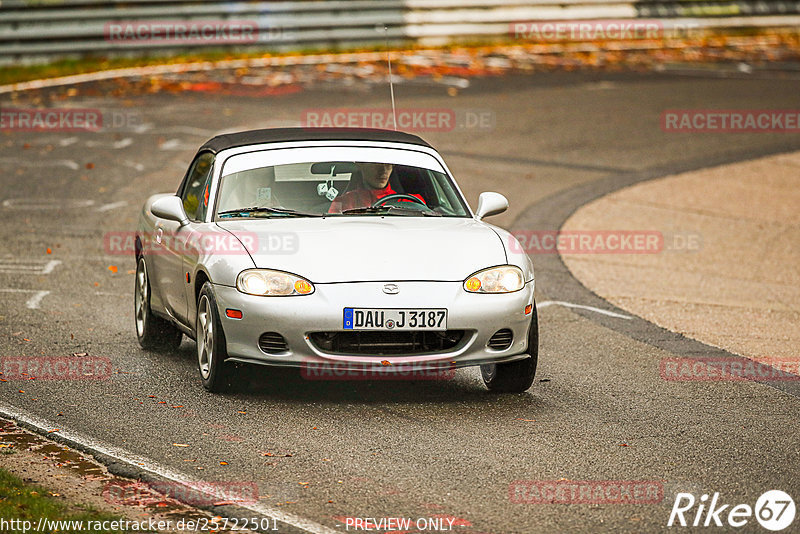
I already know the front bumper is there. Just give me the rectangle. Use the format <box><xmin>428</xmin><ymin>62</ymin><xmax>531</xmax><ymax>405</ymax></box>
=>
<box><xmin>214</xmin><ymin>280</ymin><xmax>534</xmax><ymax>369</ymax></box>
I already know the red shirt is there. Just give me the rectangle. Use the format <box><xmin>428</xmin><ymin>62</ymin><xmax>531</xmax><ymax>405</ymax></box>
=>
<box><xmin>328</xmin><ymin>184</ymin><xmax>424</xmax><ymax>213</ymax></box>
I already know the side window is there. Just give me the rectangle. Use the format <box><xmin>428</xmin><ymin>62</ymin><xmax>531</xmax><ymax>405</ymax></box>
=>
<box><xmin>180</xmin><ymin>152</ymin><xmax>214</xmax><ymax>222</ymax></box>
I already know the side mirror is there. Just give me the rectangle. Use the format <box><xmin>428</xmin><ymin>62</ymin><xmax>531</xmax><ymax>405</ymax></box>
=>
<box><xmin>475</xmin><ymin>192</ymin><xmax>508</xmax><ymax>220</ymax></box>
<box><xmin>151</xmin><ymin>196</ymin><xmax>189</xmax><ymax>226</ymax></box>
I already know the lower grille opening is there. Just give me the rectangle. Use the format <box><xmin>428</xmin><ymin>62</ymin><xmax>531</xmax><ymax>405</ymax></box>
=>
<box><xmin>259</xmin><ymin>332</ymin><xmax>289</xmax><ymax>354</ymax></box>
<box><xmin>487</xmin><ymin>329</ymin><xmax>513</xmax><ymax>350</ymax></box>
<box><xmin>309</xmin><ymin>330</ymin><xmax>466</xmax><ymax>356</ymax></box>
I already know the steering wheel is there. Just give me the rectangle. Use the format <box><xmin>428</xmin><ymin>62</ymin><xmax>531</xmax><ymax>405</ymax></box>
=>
<box><xmin>372</xmin><ymin>194</ymin><xmax>427</xmax><ymax>208</ymax></box>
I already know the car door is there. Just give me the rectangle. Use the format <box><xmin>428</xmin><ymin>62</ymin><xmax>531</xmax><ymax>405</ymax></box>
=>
<box><xmin>180</xmin><ymin>157</ymin><xmax>217</xmax><ymax>330</ymax></box>
<box><xmin>155</xmin><ymin>151</ymin><xmax>214</xmax><ymax>326</ymax></box>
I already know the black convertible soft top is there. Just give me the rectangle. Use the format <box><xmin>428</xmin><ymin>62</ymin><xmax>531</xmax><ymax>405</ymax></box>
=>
<box><xmin>200</xmin><ymin>128</ymin><xmax>432</xmax><ymax>154</ymax></box>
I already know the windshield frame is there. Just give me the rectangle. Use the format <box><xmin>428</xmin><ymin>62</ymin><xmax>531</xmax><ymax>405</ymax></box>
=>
<box><xmin>211</xmin><ymin>143</ymin><xmax>472</xmax><ymax>221</ymax></box>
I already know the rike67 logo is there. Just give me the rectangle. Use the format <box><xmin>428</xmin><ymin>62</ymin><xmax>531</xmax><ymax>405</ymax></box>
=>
<box><xmin>668</xmin><ymin>490</ymin><xmax>795</xmax><ymax>531</ymax></box>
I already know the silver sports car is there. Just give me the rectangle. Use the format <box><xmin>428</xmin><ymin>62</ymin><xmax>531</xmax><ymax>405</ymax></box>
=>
<box><xmin>135</xmin><ymin>128</ymin><xmax>537</xmax><ymax>393</ymax></box>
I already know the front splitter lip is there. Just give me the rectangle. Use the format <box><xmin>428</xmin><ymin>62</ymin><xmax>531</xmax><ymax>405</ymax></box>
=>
<box><xmin>225</xmin><ymin>352</ymin><xmax>531</xmax><ymax>370</ymax></box>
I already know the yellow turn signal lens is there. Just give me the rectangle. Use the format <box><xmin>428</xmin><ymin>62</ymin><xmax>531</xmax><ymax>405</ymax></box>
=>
<box><xmin>465</xmin><ymin>277</ymin><xmax>482</xmax><ymax>292</ymax></box>
<box><xmin>294</xmin><ymin>280</ymin><xmax>313</xmax><ymax>294</ymax></box>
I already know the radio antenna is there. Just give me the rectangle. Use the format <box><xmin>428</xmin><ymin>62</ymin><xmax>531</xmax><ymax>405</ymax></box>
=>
<box><xmin>383</xmin><ymin>25</ymin><xmax>398</xmax><ymax>131</ymax></box>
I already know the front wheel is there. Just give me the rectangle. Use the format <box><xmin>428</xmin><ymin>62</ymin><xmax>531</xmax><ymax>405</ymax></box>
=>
<box><xmin>481</xmin><ymin>304</ymin><xmax>538</xmax><ymax>393</ymax></box>
<box><xmin>196</xmin><ymin>282</ymin><xmax>232</xmax><ymax>393</ymax></box>
<box><xmin>134</xmin><ymin>256</ymin><xmax>182</xmax><ymax>351</ymax></box>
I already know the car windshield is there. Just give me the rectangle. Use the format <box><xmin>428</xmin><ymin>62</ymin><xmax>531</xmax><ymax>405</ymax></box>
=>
<box><xmin>215</xmin><ymin>159</ymin><xmax>470</xmax><ymax>218</ymax></box>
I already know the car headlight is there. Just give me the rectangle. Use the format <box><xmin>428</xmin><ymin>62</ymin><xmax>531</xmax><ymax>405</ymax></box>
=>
<box><xmin>464</xmin><ymin>265</ymin><xmax>524</xmax><ymax>294</ymax></box>
<box><xmin>236</xmin><ymin>269</ymin><xmax>314</xmax><ymax>296</ymax></box>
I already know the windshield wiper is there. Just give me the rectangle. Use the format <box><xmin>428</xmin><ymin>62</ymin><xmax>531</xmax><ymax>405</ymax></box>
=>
<box><xmin>340</xmin><ymin>206</ymin><xmax>441</xmax><ymax>216</ymax></box>
<box><xmin>218</xmin><ymin>207</ymin><xmax>323</xmax><ymax>218</ymax></box>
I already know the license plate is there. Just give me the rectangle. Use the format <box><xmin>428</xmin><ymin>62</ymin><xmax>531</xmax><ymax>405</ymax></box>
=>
<box><xmin>343</xmin><ymin>308</ymin><xmax>447</xmax><ymax>331</ymax></box>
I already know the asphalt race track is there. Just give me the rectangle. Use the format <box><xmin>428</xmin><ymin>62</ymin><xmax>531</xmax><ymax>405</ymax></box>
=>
<box><xmin>1</xmin><ymin>70</ymin><xmax>799</xmax><ymax>533</ymax></box>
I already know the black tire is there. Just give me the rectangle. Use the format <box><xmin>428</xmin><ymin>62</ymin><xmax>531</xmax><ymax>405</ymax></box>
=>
<box><xmin>481</xmin><ymin>304</ymin><xmax>538</xmax><ymax>393</ymax></box>
<box><xmin>196</xmin><ymin>282</ymin><xmax>232</xmax><ymax>393</ymax></box>
<box><xmin>134</xmin><ymin>256</ymin><xmax>183</xmax><ymax>351</ymax></box>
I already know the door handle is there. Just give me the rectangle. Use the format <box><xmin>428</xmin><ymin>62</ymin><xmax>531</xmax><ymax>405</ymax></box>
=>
<box><xmin>155</xmin><ymin>227</ymin><xmax>163</xmax><ymax>244</ymax></box>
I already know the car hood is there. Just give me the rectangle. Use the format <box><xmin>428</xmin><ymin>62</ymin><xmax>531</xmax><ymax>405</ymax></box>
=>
<box><xmin>215</xmin><ymin>217</ymin><xmax>506</xmax><ymax>283</ymax></box>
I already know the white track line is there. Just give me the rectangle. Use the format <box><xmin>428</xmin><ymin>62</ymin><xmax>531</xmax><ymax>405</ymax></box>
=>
<box><xmin>96</xmin><ymin>201</ymin><xmax>128</xmax><ymax>212</ymax></box>
<box><xmin>0</xmin><ymin>403</ymin><xmax>339</xmax><ymax>534</ymax></box>
<box><xmin>538</xmin><ymin>300</ymin><xmax>632</xmax><ymax>320</ymax></box>
<box><xmin>41</xmin><ymin>260</ymin><xmax>61</xmax><ymax>274</ymax></box>
<box><xmin>0</xmin><ymin>289</ymin><xmax>50</xmax><ymax>309</ymax></box>
<box><xmin>0</xmin><ymin>158</ymin><xmax>79</xmax><ymax>170</ymax></box>
<box><xmin>0</xmin><ymin>260</ymin><xmax>61</xmax><ymax>275</ymax></box>
<box><xmin>0</xmin><ymin>52</ymin><xmax>389</xmax><ymax>95</ymax></box>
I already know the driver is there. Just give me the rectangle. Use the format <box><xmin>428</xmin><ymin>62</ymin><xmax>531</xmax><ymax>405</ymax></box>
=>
<box><xmin>328</xmin><ymin>162</ymin><xmax>424</xmax><ymax>213</ymax></box>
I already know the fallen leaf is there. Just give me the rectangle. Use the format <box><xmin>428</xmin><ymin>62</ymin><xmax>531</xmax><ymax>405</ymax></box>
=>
<box><xmin>46</xmin><ymin>248</ymin><xmax>52</xmax><ymax>254</ymax></box>
<box><xmin>86</xmin><ymin>162</ymin><xmax>95</xmax><ymax>169</ymax></box>
<box><xmin>219</xmin><ymin>461</ymin><xmax>228</xmax><ymax>465</ymax></box>
<box><xmin>172</xmin><ymin>443</ymin><xmax>189</xmax><ymax>447</ymax></box>
<box><xmin>108</xmin><ymin>265</ymin><xmax>118</xmax><ymax>273</ymax></box>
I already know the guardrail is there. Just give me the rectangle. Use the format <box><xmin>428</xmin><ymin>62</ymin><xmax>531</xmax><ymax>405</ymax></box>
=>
<box><xmin>2</xmin><ymin>0</ymin><xmax>799</xmax><ymax>61</ymax></box>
